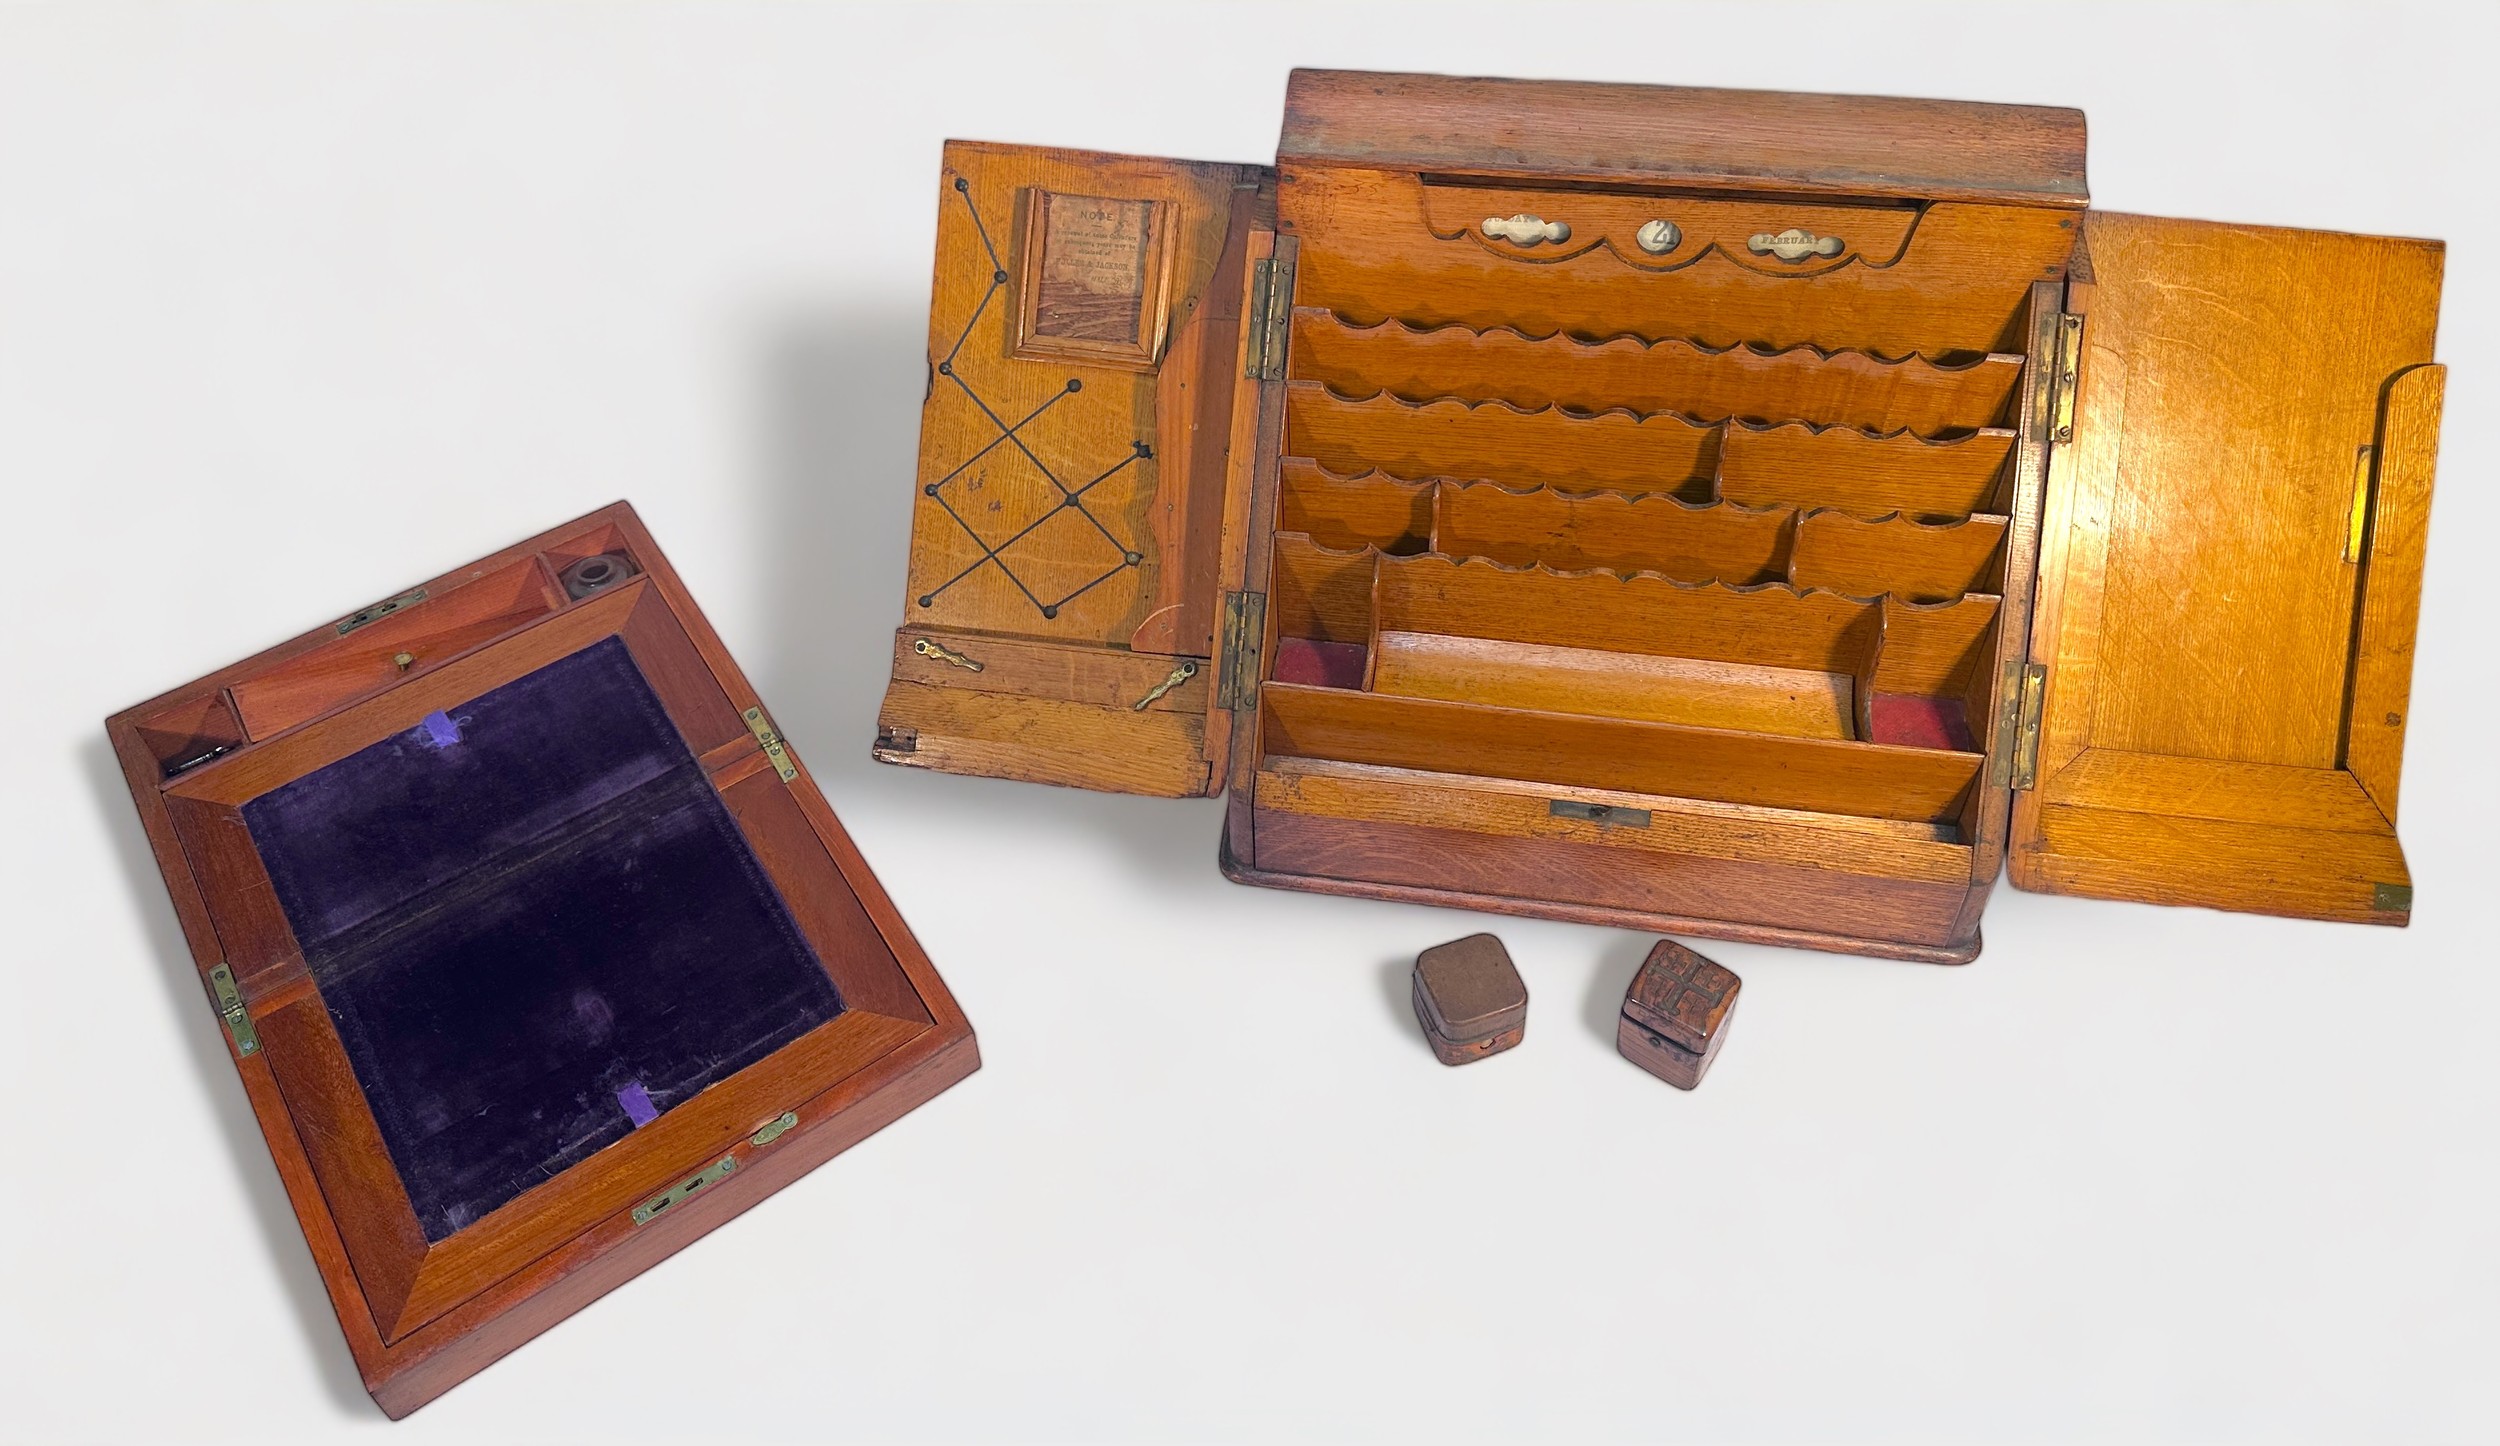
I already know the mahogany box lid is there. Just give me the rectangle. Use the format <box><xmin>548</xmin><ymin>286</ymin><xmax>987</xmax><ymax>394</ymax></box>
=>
<box><xmin>106</xmin><ymin>502</ymin><xmax>979</xmax><ymax>1418</ymax></box>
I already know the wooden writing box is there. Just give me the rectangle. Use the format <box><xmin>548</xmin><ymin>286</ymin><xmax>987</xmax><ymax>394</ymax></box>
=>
<box><xmin>108</xmin><ymin>503</ymin><xmax>978</xmax><ymax>1416</ymax></box>
<box><xmin>875</xmin><ymin>69</ymin><xmax>2446</xmax><ymax>962</ymax></box>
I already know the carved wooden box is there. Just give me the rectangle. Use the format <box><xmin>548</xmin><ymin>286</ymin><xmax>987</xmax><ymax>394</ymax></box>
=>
<box><xmin>1411</xmin><ymin>933</ymin><xmax>1528</xmax><ymax>1065</ymax></box>
<box><xmin>876</xmin><ymin>69</ymin><xmax>2446</xmax><ymax>962</ymax></box>
<box><xmin>1618</xmin><ymin>940</ymin><xmax>1741</xmax><ymax>1090</ymax></box>
<box><xmin>108</xmin><ymin>503</ymin><xmax>979</xmax><ymax>1416</ymax></box>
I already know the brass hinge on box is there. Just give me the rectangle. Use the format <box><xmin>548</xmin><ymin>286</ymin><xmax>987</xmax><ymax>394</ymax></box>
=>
<box><xmin>2047</xmin><ymin>312</ymin><xmax>2084</xmax><ymax>444</ymax></box>
<box><xmin>1243</xmin><ymin>256</ymin><xmax>1295</xmax><ymax>382</ymax></box>
<box><xmin>1214</xmin><ymin>590</ymin><xmax>1266</xmax><ymax>708</ymax></box>
<box><xmin>631</xmin><ymin>1155</ymin><xmax>736</xmax><ymax>1226</ymax></box>
<box><xmin>336</xmin><ymin>587</ymin><xmax>427</xmax><ymax>636</ymax></box>
<box><xmin>743</xmin><ymin>706</ymin><xmax>798</xmax><ymax>782</ymax></box>
<box><xmin>2006</xmin><ymin>662</ymin><xmax>2048</xmax><ymax>790</ymax></box>
<box><xmin>206</xmin><ymin>962</ymin><xmax>259</xmax><ymax>1058</ymax></box>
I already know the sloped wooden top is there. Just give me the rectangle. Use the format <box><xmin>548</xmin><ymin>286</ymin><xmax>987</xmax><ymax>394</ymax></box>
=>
<box><xmin>1279</xmin><ymin>69</ymin><xmax>2088</xmax><ymax>207</ymax></box>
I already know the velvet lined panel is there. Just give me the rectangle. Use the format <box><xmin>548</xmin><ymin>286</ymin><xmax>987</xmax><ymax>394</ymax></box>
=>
<box><xmin>244</xmin><ymin>638</ymin><xmax>842</xmax><ymax>1240</ymax></box>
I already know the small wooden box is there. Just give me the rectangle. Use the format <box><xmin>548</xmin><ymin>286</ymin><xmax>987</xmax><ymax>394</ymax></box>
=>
<box><xmin>875</xmin><ymin>69</ymin><xmax>2445</xmax><ymax>962</ymax></box>
<box><xmin>107</xmin><ymin>503</ymin><xmax>979</xmax><ymax>1417</ymax></box>
<box><xmin>1617</xmin><ymin>940</ymin><xmax>1741</xmax><ymax>1090</ymax></box>
<box><xmin>1411</xmin><ymin>933</ymin><xmax>1527</xmax><ymax>1064</ymax></box>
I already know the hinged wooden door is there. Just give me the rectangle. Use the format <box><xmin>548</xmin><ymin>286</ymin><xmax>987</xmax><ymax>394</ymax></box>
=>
<box><xmin>2009</xmin><ymin>211</ymin><xmax>2444</xmax><ymax>923</ymax></box>
<box><xmin>875</xmin><ymin>142</ymin><xmax>1275</xmax><ymax>797</ymax></box>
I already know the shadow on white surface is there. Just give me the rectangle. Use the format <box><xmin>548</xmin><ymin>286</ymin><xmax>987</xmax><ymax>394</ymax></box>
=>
<box><xmin>750</xmin><ymin>302</ymin><xmax>924</xmax><ymax>767</ymax></box>
<box><xmin>1370</xmin><ymin>952</ymin><xmax>1438</xmax><ymax>1060</ymax></box>
<box><xmin>1578</xmin><ymin>930</ymin><xmax>1656</xmax><ymax>1046</ymax></box>
<box><xmin>79</xmin><ymin>736</ymin><xmax>373</xmax><ymax>1419</ymax></box>
<box><xmin>742</xmin><ymin>301</ymin><xmax>1239</xmax><ymax>895</ymax></box>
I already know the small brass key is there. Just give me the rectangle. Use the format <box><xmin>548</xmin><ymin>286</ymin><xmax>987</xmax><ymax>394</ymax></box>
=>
<box><xmin>912</xmin><ymin>637</ymin><xmax>984</xmax><ymax>672</ymax></box>
<box><xmin>1131</xmin><ymin>659</ymin><xmax>1197</xmax><ymax>711</ymax></box>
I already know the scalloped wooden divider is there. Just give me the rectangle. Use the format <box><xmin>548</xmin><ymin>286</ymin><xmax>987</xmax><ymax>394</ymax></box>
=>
<box><xmin>1790</xmin><ymin>511</ymin><xmax>2010</xmax><ymax>601</ymax></box>
<box><xmin>1289</xmin><ymin>309</ymin><xmax>2023</xmax><ymax>436</ymax></box>
<box><xmin>1285</xmin><ymin>383</ymin><xmax>1718</xmax><ymax>493</ymax></box>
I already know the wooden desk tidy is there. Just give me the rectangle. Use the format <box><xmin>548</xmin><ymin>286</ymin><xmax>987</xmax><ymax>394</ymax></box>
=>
<box><xmin>875</xmin><ymin>69</ymin><xmax>2446</xmax><ymax>962</ymax></box>
<box><xmin>109</xmin><ymin>504</ymin><xmax>979</xmax><ymax>1416</ymax></box>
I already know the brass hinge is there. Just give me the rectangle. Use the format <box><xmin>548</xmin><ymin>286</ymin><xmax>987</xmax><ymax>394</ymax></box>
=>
<box><xmin>336</xmin><ymin>587</ymin><xmax>426</xmax><ymax>636</ymax></box>
<box><xmin>2008</xmin><ymin>662</ymin><xmax>2048</xmax><ymax>791</ymax></box>
<box><xmin>206</xmin><ymin>962</ymin><xmax>259</xmax><ymax>1058</ymax></box>
<box><xmin>631</xmin><ymin>1155</ymin><xmax>737</xmax><ymax>1226</ymax></box>
<box><xmin>743</xmin><ymin>706</ymin><xmax>798</xmax><ymax>782</ymax></box>
<box><xmin>2046</xmin><ymin>312</ymin><xmax>2083</xmax><ymax>444</ymax></box>
<box><xmin>1986</xmin><ymin>659</ymin><xmax>2023</xmax><ymax>787</ymax></box>
<box><xmin>1243</xmin><ymin>256</ymin><xmax>1295</xmax><ymax>382</ymax></box>
<box><xmin>1214</xmin><ymin>590</ymin><xmax>1266</xmax><ymax>709</ymax></box>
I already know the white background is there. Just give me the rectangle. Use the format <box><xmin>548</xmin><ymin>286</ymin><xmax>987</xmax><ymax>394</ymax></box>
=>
<box><xmin>4</xmin><ymin>3</ymin><xmax>2495</xmax><ymax>1441</ymax></box>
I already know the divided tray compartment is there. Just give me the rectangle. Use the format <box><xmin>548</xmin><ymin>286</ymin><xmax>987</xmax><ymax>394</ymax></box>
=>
<box><xmin>1285</xmin><ymin>384</ymin><xmax>2016</xmax><ymax>517</ymax></box>
<box><xmin>131</xmin><ymin>528</ymin><xmax>662</xmax><ymax>773</ymax></box>
<box><xmin>1255</xmin><ymin>223</ymin><xmax>2036</xmax><ymax>842</ymax></box>
<box><xmin>1278</xmin><ymin>466</ymin><xmax>2015</xmax><ymax>603</ymax></box>
<box><xmin>1259</xmin><ymin>540</ymin><xmax>2001</xmax><ymax>832</ymax></box>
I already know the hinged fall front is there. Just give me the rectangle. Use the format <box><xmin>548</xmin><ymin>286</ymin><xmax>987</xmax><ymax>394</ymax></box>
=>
<box><xmin>110</xmin><ymin>503</ymin><xmax>980</xmax><ymax>1416</ymax></box>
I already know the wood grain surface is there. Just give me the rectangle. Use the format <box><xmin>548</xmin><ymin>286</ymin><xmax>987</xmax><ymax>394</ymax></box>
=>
<box><xmin>2010</xmin><ymin>213</ymin><xmax>2443</xmax><ymax>923</ymax></box>
<box><xmin>1280</xmin><ymin>69</ymin><xmax>2089</xmax><ymax>206</ymax></box>
<box><xmin>877</xmin><ymin>141</ymin><xmax>1270</xmax><ymax>798</ymax></box>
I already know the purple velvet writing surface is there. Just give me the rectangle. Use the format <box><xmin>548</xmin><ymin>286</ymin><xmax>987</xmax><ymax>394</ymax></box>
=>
<box><xmin>243</xmin><ymin>638</ymin><xmax>842</xmax><ymax>1241</ymax></box>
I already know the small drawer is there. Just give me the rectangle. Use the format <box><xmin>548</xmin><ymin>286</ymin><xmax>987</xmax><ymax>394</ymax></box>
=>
<box><xmin>1281</xmin><ymin>168</ymin><xmax>2076</xmax><ymax>357</ymax></box>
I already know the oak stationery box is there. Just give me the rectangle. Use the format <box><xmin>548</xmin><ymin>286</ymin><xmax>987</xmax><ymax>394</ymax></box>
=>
<box><xmin>108</xmin><ymin>503</ymin><xmax>979</xmax><ymax>1416</ymax></box>
<box><xmin>875</xmin><ymin>68</ymin><xmax>2446</xmax><ymax>963</ymax></box>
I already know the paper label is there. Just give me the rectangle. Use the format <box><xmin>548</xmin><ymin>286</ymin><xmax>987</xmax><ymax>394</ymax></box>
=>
<box><xmin>1032</xmin><ymin>192</ymin><xmax>1154</xmax><ymax>344</ymax></box>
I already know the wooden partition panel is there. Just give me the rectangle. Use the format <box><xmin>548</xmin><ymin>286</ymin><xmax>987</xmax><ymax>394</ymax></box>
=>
<box><xmin>1432</xmin><ymin>482</ymin><xmax>1793</xmax><ymax>583</ymax></box>
<box><xmin>1262</xmin><ymin>683</ymin><xmax>1981</xmax><ymax>823</ymax></box>
<box><xmin>1371</xmin><ymin>553</ymin><xmax>1879</xmax><ymax>676</ymax></box>
<box><xmin>1287</xmin><ymin>384</ymin><xmax>1717</xmax><ymax>493</ymax></box>
<box><xmin>1368</xmin><ymin>632</ymin><xmax>1856</xmax><ymax>738</ymax></box>
<box><xmin>1289</xmin><ymin>309</ymin><xmax>2025</xmax><ymax>435</ymax></box>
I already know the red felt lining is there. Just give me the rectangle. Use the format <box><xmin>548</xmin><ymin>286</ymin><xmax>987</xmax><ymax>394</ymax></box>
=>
<box><xmin>1272</xmin><ymin>637</ymin><xmax>1369</xmax><ymax>690</ymax></box>
<box><xmin>1867</xmin><ymin>694</ymin><xmax>1976</xmax><ymax>752</ymax></box>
